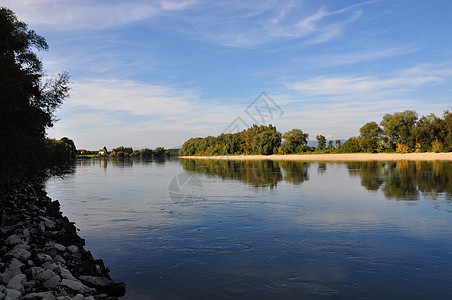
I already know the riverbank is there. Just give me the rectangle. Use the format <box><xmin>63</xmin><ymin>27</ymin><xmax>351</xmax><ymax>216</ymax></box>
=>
<box><xmin>179</xmin><ymin>152</ymin><xmax>452</xmax><ymax>161</ymax></box>
<box><xmin>0</xmin><ymin>182</ymin><xmax>125</xmax><ymax>299</ymax></box>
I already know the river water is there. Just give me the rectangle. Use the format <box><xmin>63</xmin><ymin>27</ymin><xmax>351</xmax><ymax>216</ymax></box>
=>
<box><xmin>45</xmin><ymin>158</ymin><xmax>452</xmax><ymax>299</ymax></box>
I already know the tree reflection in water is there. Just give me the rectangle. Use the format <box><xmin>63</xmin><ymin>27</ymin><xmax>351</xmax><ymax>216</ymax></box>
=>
<box><xmin>346</xmin><ymin>160</ymin><xmax>452</xmax><ymax>200</ymax></box>
<box><xmin>180</xmin><ymin>159</ymin><xmax>452</xmax><ymax>201</ymax></box>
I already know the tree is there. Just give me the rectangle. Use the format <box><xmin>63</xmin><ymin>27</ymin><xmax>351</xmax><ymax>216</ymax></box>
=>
<box><xmin>240</xmin><ymin>124</ymin><xmax>277</xmax><ymax>154</ymax></box>
<box><xmin>359</xmin><ymin>121</ymin><xmax>382</xmax><ymax>152</ymax></box>
<box><xmin>380</xmin><ymin>110</ymin><xmax>418</xmax><ymax>149</ymax></box>
<box><xmin>412</xmin><ymin>113</ymin><xmax>443</xmax><ymax>151</ymax></box>
<box><xmin>316</xmin><ymin>135</ymin><xmax>326</xmax><ymax>150</ymax></box>
<box><xmin>252</xmin><ymin>131</ymin><xmax>281</xmax><ymax>155</ymax></box>
<box><xmin>281</xmin><ymin>129</ymin><xmax>309</xmax><ymax>154</ymax></box>
<box><xmin>0</xmin><ymin>7</ymin><xmax>70</xmax><ymax>181</ymax></box>
<box><xmin>154</xmin><ymin>147</ymin><xmax>166</xmax><ymax>157</ymax></box>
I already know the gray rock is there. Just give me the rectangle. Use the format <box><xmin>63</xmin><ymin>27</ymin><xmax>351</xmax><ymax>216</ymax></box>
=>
<box><xmin>35</xmin><ymin>254</ymin><xmax>52</xmax><ymax>264</ymax></box>
<box><xmin>7</xmin><ymin>274</ymin><xmax>26</xmax><ymax>294</ymax></box>
<box><xmin>60</xmin><ymin>279</ymin><xmax>92</xmax><ymax>294</ymax></box>
<box><xmin>38</xmin><ymin>222</ymin><xmax>45</xmax><ymax>233</ymax></box>
<box><xmin>39</xmin><ymin>217</ymin><xmax>55</xmax><ymax>229</ymax></box>
<box><xmin>52</xmin><ymin>256</ymin><xmax>65</xmax><ymax>264</ymax></box>
<box><xmin>72</xmin><ymin>295</ymin><xmax>84</xmax><ymax>300</ymax></box>
<box><xmin>79</xmin><ymin>276</ymin><xmax>112</xmax><ymax>287</ymax></box>
<box><xmin>31</xmin><ymin>268</ymin><xmax>55</xmax><ymax>282</ymax></box>
<box><xmin>66</xmin><ymin>246</ymin><xmax>78</xmax><ymax>254</ymax></box>
<box><xmin>52</xmin><ymin>244</ymin><xmax>65</xmax><ymax>252</ymax></box>
<box><xmin>5</xmin><ymin>288</ymin><xmax>22</xmax><ymax>299</ymax></box>
<box><xmin>23</xmin><ymin>291</ymin><xmax>55</xmax><ymax>300</ymax></box>
<box><xmin>56</xmin><ymin>268</ymin><xmax>75</xmax><ymax>281</ymax></box>
<box><xmin>5</xmin><ymin>235</ymin><xmax>22</xmax><ymax>245</ymax></box>
<box><xmin>0</xmin><ymin>285</ymin><xmax>4</xmax><ymax>292</ymax></box>
<box><xmin>83</xmin><ymin>297</ymin><xmax>94</xmax><ymax>300</ymax></box>
<box><xmin>55</xmin><ymin>297</ymin><xmax>71</xmax><ymax>300</ymax></box>
<box><xmin>42</xmin><ymin>275</ymin><xmax>60</xmax><ymax>289</ymax></box>
<box><xmin>9</xmin><ymin>248</ymin><xmax>31</xmax><ymax>262</ymax></box>
<box><xmin>1</xmin><ymin>259</ymin><xmax>24</xmax><ymax>284</ymax></box>
<box><xmin>0</xmin><ymin>291</ymin><xmax>4</xmax><ymax>300</ymax></box>
<box><xmin>41</xmin><ymin>263</ymin><xmax>57</xmax><ymax>272</ymax></box>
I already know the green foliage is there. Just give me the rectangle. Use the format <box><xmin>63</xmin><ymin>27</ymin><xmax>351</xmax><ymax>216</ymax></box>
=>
<box><xmin>359</xmin><ymin>121</ymin><xmax>382</xmax><ymax>152</ymax></box>
<box><xmin>153</xmin><ymin>147</ymin><xmax>166</xmax><ymax>157</ymax></box>
<box><xmin>343</xmin><ymin>137</ymin><xmax>360</xmax><ymax>153</ymax></box>
<box><xmin>380</xmin><ymin>110</ymin><xmax>418</xmax><ymax>149</ymax></box>
<box><xmin>431</xmin><ymin>139</ymin><xmax>443</xmax><ymax>153</ymax></box>
<box><xmin>316</xmin><ymin>135</ymin><xmax>326</xmax><ymax>150</ymax></box>
<box><xmin>281</xmin><ymin>129</ymin><xmax>309</xmax><ymax>154</ymax></box>
<box><xmin>252</xmin><ymin>131</ymin><xmax>282</xmax><ymax>155</ymax></box>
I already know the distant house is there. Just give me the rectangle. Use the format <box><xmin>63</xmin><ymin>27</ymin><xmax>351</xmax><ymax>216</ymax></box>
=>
<box><xmin>98</xmin><ymin>147</ymin><xmax>108</xmax><ymax>155</ymax></box>
<box><xmin>77</xmin><ymin>149</ymin><xmax>86</xmax><ymax>154</ymax></box>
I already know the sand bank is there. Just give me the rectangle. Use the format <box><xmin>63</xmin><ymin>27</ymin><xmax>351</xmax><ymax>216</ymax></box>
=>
<box><xmin>179</xmin><ymin>152</ymin><xmax>452</xmax><ymax>161</ymax></box>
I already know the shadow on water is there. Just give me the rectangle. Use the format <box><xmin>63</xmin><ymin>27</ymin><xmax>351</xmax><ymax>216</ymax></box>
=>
<box><xmin>180</xmin><ymin>158</ymin><xmax>452</xmax><ymax>201</ymax></box>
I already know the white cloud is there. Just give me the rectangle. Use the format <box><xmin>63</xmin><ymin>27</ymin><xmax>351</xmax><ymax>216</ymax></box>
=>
<box><xmin>1</xmin><ymin>0</ymin><xmax>199</xmax><ymax>31</ymax></box>
<box><xmin>286</xmin><ymin>72</ymin><xmax>442</xmax><ymax>97</ymax></box>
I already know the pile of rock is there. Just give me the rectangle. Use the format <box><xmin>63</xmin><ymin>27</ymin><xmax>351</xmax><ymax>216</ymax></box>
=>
<box><xmin>0</xmin><ymin>183</ymin><xmax>125</xmax><ymax>299</ymax></box>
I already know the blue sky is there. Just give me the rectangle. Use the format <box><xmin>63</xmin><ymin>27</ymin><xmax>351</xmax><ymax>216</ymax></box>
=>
<box><xmin>3</xmin><ymin>0</ymin><xmax>452</xmax><ymax>150</ymax></box>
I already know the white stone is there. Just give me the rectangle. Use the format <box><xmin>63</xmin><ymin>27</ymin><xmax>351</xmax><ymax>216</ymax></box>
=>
<box><xmin>5</xmin><ymin>288</ymin><xmax>22</xmax><ymax>299</ymax></box>
<box><xmin>7</xmin><ymin>274</ymin><xmax>26</xmax><ymax>294</ymax></box>
<box><xmin>42</xmin><ymin>275</ymin><xmax>60</xmax><ymax>289</ymax></box>
<box><xmin>66</xmin><ymin>246</ymin><xmax>78</xmax><ymax>254</ymax></box>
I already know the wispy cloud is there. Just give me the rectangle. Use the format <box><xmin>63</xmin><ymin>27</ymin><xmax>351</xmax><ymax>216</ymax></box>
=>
<box><xmin>1</xmin><ymin>0</ymin><xmax>199</xmax><ymax>31</ymax></box>
<box><xmin>286</xmin><ymin>71</ymin><xmax>443</xmax><ymax>97</ymax></box>
<box><xmin>192</xmin><ymin>1</ymin><xmax>369</xmax><ymax>47</ymax></box>
<box><xmin>292</xmin><ymin>45</ymin><xmax>416</xmax><ymax>68</ymax></box>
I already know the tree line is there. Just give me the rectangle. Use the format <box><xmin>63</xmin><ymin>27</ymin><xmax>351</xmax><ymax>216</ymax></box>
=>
<box><xmin>180</xmin><ymin>109</ymin><xmax>452</xmax><ymax>156</ymax></box>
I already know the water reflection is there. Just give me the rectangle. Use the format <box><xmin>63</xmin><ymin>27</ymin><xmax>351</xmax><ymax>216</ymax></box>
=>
<box><xmin>180</xmin><ymin>159</ymin><xmax>452</xmax><ymax>200</ymax></box>
<box><xmin>346</xmin><ymin>161</ymin><xmax>452</xmax><ymax>200</ymax></box>
<box><xmin>46</xmin><ymin>158</ymin><xmax>452</xmax><ymax>299</ymax></box>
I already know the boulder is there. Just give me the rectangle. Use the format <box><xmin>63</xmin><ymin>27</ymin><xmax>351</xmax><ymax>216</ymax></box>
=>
<box><xmin>7</xmin><ymin>274</ymin><xmax>27</xmax><ymax>294</ymax></box>
<box><xmin>42</xmin><ymin>275</ymin><xmax>60</xmax><ymax>289</ymax></box>
<box><xmin>23</xmin><ymin>291</ymin><xmax>56</xmax><ymax>300</ymax></box>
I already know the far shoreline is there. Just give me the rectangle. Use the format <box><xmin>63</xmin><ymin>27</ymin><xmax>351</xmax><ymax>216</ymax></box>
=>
<box><xmin>179</xmin><ymin>152</ymin><xmax>452</xmax><ymax>161</ymax></box>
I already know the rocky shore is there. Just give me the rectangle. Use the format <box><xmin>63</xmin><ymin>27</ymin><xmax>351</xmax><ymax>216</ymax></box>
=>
<box><xmin>0</xmin><ymin>182</ymin><xmax>125</xmax><ymax>300</ymax></box>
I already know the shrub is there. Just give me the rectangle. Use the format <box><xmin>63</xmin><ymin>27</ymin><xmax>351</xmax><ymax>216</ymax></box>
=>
<box><xmin>396</xmin><ymin>143</ymin><xmax>410</xmax><ymax>153</ymax></box>
<box><xmin>431</xmin><ymin>139</ymin><xmax>443</xmax><ymax>153</ymax></box>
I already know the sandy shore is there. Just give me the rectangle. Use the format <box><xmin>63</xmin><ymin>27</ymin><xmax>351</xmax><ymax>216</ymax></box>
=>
<box><xmin>179</xmin><ymin>152</ymin><xmax>452</xmax><ymax>161</ymax></box>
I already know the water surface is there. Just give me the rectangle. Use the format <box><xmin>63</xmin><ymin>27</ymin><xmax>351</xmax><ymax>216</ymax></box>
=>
<box><xmin>46</xmin><ymin>158</ymin><xmax>452</xmax><ymax>299</ymax></box>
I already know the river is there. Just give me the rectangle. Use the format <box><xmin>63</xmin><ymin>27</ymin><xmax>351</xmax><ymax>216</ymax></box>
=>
<box><xmin>46</xmin><ymin>158</ymin><xmax>452</xmax><ymax>299</ymax></box>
